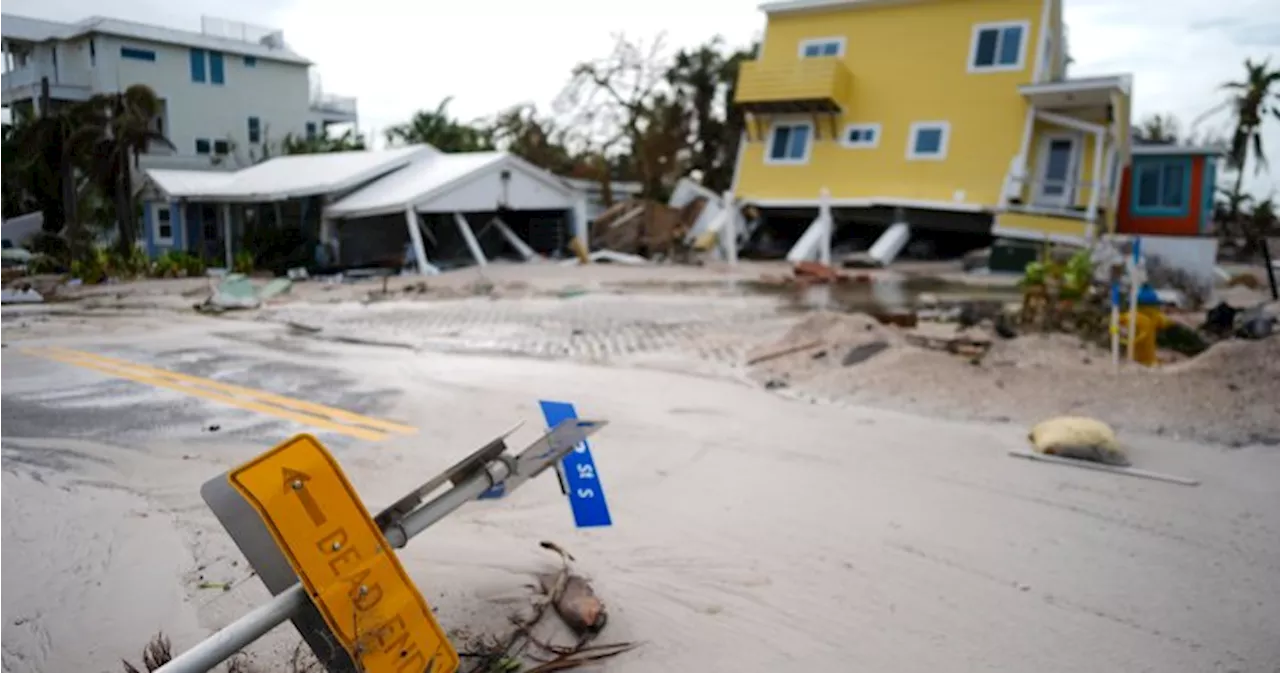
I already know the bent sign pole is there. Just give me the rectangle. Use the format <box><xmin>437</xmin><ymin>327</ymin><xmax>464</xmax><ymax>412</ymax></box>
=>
<box><xmin>159</xmin><ymin>418</ymin><xmax>606</xmax><ymax>673</ymax></box>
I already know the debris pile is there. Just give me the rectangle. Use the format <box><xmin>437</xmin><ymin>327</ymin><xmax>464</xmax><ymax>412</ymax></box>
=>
<box><xmin>589</xmin><ymin>198</ymin><xmax>694</xmax><ymax>260</ymax></box>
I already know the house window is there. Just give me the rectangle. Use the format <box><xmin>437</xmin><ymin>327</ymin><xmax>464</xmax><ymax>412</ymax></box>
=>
<box><xmin>190</xmin><ymin>48</ymin><xmax>206</xmax><ymax>82</ymax></box>
<box><xmin>155</xmin><ymin>206</ymin><xmax>173</xmax><ymax>244</ymax></box>
<box><xmin>305</xmin><ymin>122</ymin><xmax>318</xmax><ymax>140</ymax></box>
<box><xmin>969</xmin><ymin>21</ymin><xmax>1028</xmax><ymax>72</ymax></box>
<box><xmin>798</xmin><ymin>37</ymin><xmax>845</xmax><ymax>58</ymax></box>
<box><xmin>841</xmin><ymin>123</ymin><xmax>880</xmax><ymax>148</ymax></box>
<box><xmin>243</xmin><ymin>55</ymin><xmax>257</xmax><ymax>67</ymax></box>
<box><xmin>89</xmin><ymin>39</ymin><xmax>96</xmax><ymax>66</ymax></box>
<box><xmin>195</xmin><ymin>138</ymin><xmax>211</xmax><ymax>154</ymax></box>
<box><xmin>907</xmin><ymin>121</ymin><xmax>950</xmax><ymax>160</ymax></box>
<box><xmin>1132</xmin><ymin>158</ymin><xmax>1191</xmax><ymax>215</ymax></box>
<box><xmin>120</xmin><ymin>46</ymin><xmax>157</xmax><ymax>62</ymax></box>
<box><xmin>209</xmin><ymin>51</ymin><xmax>225</xmax><ymax>84</ymax></box>
<box><xmin>213</xmin><ymin>139</ymin><xmax>230</xmax><ymax>155</ymax></box>
<box><xmin>767</xmin><ymin>122</ymin><xmax>813</xmax><ymax>164</ymax></box>
<box><xmin>248</xmin><ymin>116</ymin><xmax>261</xmax><ymax>143</ymax></box>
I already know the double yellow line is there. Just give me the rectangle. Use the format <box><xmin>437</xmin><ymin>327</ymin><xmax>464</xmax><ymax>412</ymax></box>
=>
<box><xmin>24</xmin><ymin>347</ymin><xmax>417</xmax><ymax>442</ymax></box>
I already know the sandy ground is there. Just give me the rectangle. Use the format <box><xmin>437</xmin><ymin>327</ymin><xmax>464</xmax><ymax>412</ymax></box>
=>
<box><xmin>2</xmin><ymin>263</ymin><xmax>1279</xmax><ymax>672</ymax></box>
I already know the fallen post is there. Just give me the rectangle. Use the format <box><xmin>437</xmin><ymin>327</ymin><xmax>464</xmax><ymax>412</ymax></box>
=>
<box><xmin>1007</xmin><ymin>450</ymin><xmax>1200</xmax><ymax>486</ymax></box>
<box><xmin>159</xmin><ymin>418</ymin><xmax>607</xmax><ymax>673</ymax></box>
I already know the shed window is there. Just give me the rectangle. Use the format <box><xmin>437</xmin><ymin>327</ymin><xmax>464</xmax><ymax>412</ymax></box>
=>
<box><xmin>1133</xmin><ymin>159</ymin><xmax>1190</xmax><ymax>214</ymax></box>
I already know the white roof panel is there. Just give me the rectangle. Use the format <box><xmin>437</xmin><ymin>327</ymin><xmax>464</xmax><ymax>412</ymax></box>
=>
<box><xmin>144</xmin><ymin>145</ymin><xmax>436</xmax><ymax>202</ymax></box>
<box><xmin>325</xmin><ymin>152</ymin><xmax>508</xmax><ymax>218</ymax></box>
<box><xmin>147</xmin><ymin>169</ymin><xmax>236</xmax><ymax>199</ymax></box>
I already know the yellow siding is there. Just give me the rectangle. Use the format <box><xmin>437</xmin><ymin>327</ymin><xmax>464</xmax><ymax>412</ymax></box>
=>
<box><xmin>995</xmin><ymin>211</ymin><xmax>1088</xmax><ymax>239</ymax></box>
<box><xmin>736</xmin><ymin>0</ymin><xmax>1046</xmax><ymax>207</ymax></box>
<box><xmin>736</xmin><ymin>59</ymin><xmax>853</xmax><ymax>105</ymax></box>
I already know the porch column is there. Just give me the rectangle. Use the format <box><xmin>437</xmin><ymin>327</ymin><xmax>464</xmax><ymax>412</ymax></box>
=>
<box><xmin>1006</xmin><ymin>105</ymin><xmax>1037</xmax><ymax>208</ymax></box>
<box><xmin>319</xmin><ymin>216</ymin><xmax>339</xmax><ymax>266</ymax></box>
<box><xmin>452</xmin><ymin>212</ymin><xmax>488</xmax><ymax>267</ymax></box>
<box><xmin>1100</xmin><ymin>140</ymin><xmax>1119</xmax><ymax>235</ymax></box>
<box><xmin>403</xmin><ymin>206</ymin><xmax>432</xmax><ymax>276</ymax></box>
<box><xmin>222</xmin><ymin>203</ymin><xmax>233</xmax><ymax>268</ymax></box>
<box><xmin>1086</xmin><ymin>129</ymin><xmax>1107</xmax><ymax>240</ymax></box>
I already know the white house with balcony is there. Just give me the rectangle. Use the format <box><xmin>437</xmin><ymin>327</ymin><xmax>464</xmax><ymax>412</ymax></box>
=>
<box><xmin>1</xmin><ymin>13</ymin><xmax>357</xmax><ymax>172</ymax></box>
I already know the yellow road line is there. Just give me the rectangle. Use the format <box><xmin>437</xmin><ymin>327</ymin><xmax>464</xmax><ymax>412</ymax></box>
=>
<box><xmin>24</xmin><ymin>348</ymin><xmax>405</xmax><ymax>442</ymax></box>
<box><xmin>41</xmin><ymin>346</ymin><xmax>417</xmax><ymax>435</ymax></box>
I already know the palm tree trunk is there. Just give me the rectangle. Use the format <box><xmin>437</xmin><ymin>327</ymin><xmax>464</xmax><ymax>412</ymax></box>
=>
<box><xmin>114</xmin><ymin>150</ymin><xmax>134</xmax><ymax>255</ymax></box>
<box><xmin>1261</xmin><ymin>239</ymin><xmax>1279</xmax><ymax>300</ymax></box>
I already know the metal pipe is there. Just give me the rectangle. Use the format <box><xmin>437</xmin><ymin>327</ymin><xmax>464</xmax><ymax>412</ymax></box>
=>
<box><xmin>154</xmin><ymin>584</ymin><xmax>308</xmax><ymax>673</ymax></box>
<box><xmin>155</xmin><ymin>459</ymin><xmax>510</xmax><ymax>673</ymax></box>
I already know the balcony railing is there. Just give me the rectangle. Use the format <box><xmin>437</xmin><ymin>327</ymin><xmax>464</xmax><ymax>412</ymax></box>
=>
<box><xmin>0</xmin><ymin>62</ymin><xmax>91</xmax><ymax>93</ymax></box>
<box><xmin>734</xmin><ymin>59</ymin><xmax>852</xmax><ymax>114</ymax></box>
<box><xmin>1001</xmin><ymin>168</ymin><xmax>1111</xmax><ymax>223</ymax></box>
<box><xmin>309</xmin><ymin>93</ymin><xmax>357</xmax><ymax>118</ymax></box>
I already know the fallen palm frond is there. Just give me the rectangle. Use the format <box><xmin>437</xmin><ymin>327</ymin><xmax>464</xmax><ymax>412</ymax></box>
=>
<box><xmin>458</xmin><ymin>541</ymin><xmax>639</xmax><ymax>673</ymax></box>
<box><xmin>121</xmin><ymin>633</ymin><xmax>172</xmax><ymax>673</ymax></box>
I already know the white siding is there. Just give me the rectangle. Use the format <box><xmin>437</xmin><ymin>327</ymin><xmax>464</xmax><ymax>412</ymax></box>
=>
<box><xmin>93</xmin><ymin>34</ymin><xmax>312</xmax><ymax>168</ymax></box>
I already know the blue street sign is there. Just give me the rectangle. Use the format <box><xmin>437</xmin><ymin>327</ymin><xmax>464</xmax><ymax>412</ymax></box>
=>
<box><xmin>540</xmin><ymin>400</ymin><xmax>612</xmax><ymax>528</ymax></box>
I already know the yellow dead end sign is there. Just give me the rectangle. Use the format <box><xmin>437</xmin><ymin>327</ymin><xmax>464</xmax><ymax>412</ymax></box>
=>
<box><xmin>229</xmin><ymin>434</ymin><xmax>458</xmax><ymax>673</ymax></box>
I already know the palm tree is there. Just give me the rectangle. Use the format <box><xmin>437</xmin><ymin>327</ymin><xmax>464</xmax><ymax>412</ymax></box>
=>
<box><xmin>385</xmin><ymin>98</ymin><xmax>493</xmax><ymax>152</ymax></box>
<box><xmin>280</xmin><ymin>128</ymin><xmax>367</xmax><ymax>154</ymax></box>
<box><xmin>68</xmin><ymin>85</ymin><xmax>174</xmax><ymax>254</ymax></box>
<box><xmin>1217</xmin><ymin>58</ymin><xmax>1280</xmax><ymax>297</ymax></box>
<box><xmin>1135</xmin><ymin>113</ymin><xmax>1181</xmax><ymax>144</ymax></box>
<box><xmin>1219</xmin><ymin>59</ymin><xmax>1280</xmax><ymax>211</ymax></box>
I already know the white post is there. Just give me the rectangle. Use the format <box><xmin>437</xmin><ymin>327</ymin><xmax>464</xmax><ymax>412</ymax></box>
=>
<box><xmin>221</xmin><ymin>203</ymin><xmax>234</xmax><ymax>269</ymax></box>
<box><xmin>403</xmin><ymin>206</ymin><xmax>431</xmax><ymax>275</ymax></box>
<box><xmin>818</xmin><ymin>187</ymin><xmax>833</xmax><ymax>267</ymax></box>
<box><xmin>721</xmin><ymin>190</ymin><xmax>738</xmax><ymax>267</ymax></box>
<box><xmin>453</xmin><ymin>212</ymin><xmax>488</xmax><ymax>267</ymax></box>
<box><xmin>572</xmin><ymin>197</ymin><xmax>590</xmax><ymax>254</ymax></box>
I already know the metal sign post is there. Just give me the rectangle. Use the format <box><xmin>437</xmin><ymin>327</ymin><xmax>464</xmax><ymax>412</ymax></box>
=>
<box><xmin>160</xmin><ymin>418</ymin><xmax>606</xmax><ymax>673</ymax></box>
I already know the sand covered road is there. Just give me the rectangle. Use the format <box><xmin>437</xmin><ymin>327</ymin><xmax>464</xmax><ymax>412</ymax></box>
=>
<box><xmin>2</xmin><ymin>317</ymin><xmax>1278</xmax><ymax>672</ymax></box>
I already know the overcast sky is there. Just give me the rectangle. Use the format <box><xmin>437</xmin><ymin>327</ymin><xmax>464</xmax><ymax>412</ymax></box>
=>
<box><xmin>8</xmin><ymin>0</ymin><xmax>1280</xmax><ymax>196</ymax></box>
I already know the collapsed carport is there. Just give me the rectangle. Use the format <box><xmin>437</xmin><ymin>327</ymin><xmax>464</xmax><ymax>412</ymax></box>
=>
<box><xmin>322</xmin><ymin>151</ymin><xmax>588</xmax><ymax>274</ymax></box>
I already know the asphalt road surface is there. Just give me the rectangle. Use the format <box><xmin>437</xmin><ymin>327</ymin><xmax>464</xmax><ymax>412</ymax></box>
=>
<box><xmin>2</xmin><ymin>314</ymin><xmax>1278</xmax><ymax>673</ymax></box>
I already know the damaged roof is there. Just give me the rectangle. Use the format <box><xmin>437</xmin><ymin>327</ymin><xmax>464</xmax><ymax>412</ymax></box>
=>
<box><xmin>325</xmin><ymin>151</ymin><xmax>579</xmax><ymax>219</ymax></box>
<box><xmin>145</xmin><ymin>145</ymin><xmax>436</xmax><ymax>202</ymax></box>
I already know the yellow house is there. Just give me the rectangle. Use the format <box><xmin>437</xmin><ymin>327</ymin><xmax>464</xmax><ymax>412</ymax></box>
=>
<box><xmin>731</xmin><ymin>0</ymin><xmax>1133</xmax><ymax>254</ymax></box>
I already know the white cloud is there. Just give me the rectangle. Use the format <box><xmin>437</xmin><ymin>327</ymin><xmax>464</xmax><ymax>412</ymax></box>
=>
<box><xmin>275</xmin><ymin>0</ymin><xmax>763</xmax><ymax>141</ymax></box>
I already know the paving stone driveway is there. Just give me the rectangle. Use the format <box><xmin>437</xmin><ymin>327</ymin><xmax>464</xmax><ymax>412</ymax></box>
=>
<box><xmin>263</xmin><ymin>294</ymin><xmax>795</xmax><ymax>376</ymax></box>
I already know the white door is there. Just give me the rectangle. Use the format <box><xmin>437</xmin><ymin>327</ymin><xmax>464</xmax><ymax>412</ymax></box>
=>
<box><xmin>1033</xmin><ymin>133</ymin><xmax>1080</xmax><ymax>209</ymax></box>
